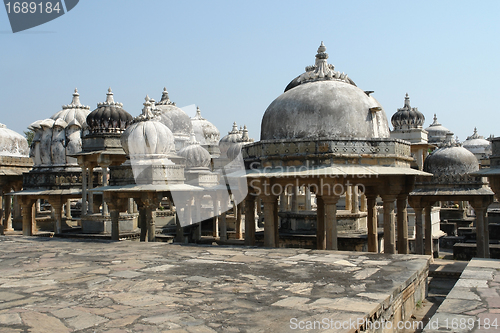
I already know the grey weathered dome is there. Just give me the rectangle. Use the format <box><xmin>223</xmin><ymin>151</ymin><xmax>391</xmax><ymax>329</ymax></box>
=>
<box><xmin>154</xmin><ymin>88</ymin><xmax>192</xmax><ymax>136</ymax></box>
<box><xmin>0</xmin><ymin>123</ymin><xmax>29</xmax><ymax>156</ymax></box>
<box><xmin>219</xmin><ymin>122</ymin><xmax>242</xmax><ymax>157</ymax></box>
<box><xmin>191</xmin><ymin>107</ymin><xmax>220</xmax><ymax>146</ymax></box>
<box><xmin>121</xmin><ymin>97</ymin><xmax>175</xmax><ymax>158</ymax></box>
<box><xmin>50</xmin><ymin>88</ymin><xmax>91</xmax><ymax>126</ymax></box>
<box><xmin>86</xmin><ymin>88</ymin><xmax>133</xmax><ymax>134</ymax></box>
<box><xmin>391</xmin><ymin>93</ymin><xmax>425</xmax><ymax>130</ymax></box>
<box><xmin>424</xmin><ymin>145</ymin><xmax>479</xmax><ymax>177</ymax></box>
<box><xmin>425</xmin><ymin>114</ymin><xmax>452</xmax><ymax>145</ymax></box>
<box><xmin>462</xmin><ymin>128</ymin><xmax>492</xmax><ymax>157</ymax></box>
<box><xmin>178</xmin><ymin>133</ymin><xmax>211</xmax><ymax>169</ymax></box>
<box><xmin>261</xmin><ymin>43</ymin><xmax>390</xmax><ymax>141</ymax></box>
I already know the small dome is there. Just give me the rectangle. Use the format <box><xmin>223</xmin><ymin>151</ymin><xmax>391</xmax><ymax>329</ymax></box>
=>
<box><xmin>178</xmin><ymin>133</ymin><xmax>211</xmax><ymax>168</ymax></box>
<box><xmin>50</xmin><ymin>88</ymin><xmax>91</xmax><ymax>126</ymax></box>
<box><xmin>424</xmin><ymin>145</ymin><xmax>479</xmax><ymax>177</ymax></box>
<box><xmin>391</xmin><ymin>93</ymin><xmax>425</xmax><ymax>130</ymax></box>
<box><xmin>154</xmin><ymin>87</ymin><xmax>193</xmax><ymax>136</ymax></box>
<box><xmin>462</xmin><ymin>128</ymin><xmax>492</xmax><ymax>157</ymax></box>
<box><xmin>121</xmin><ymin>97</ymin><xmax>175</xmax><ymax>158</ymax></box>
<box><xmin>261</xmin><ymin>42</ymin><xmax>390</xmax><ymax>141</ymax></box>
<box><xmin>86</xmin><ymin>88</ymin><xmax>133</xmax><ymax>134</ymax></box>
<box><xmin>191</xmin><ymin>107</ymin><xmax>220</xmax><ymax>146</ymax></box>
<box><xmin>0</xmin><ymin>123</ymin><xmax>29</xmax><ymax>156</ymax></box>
<box><xmin>219</xmin><ymin>122</ymin><xmax>242</xmax><ymax>157</ymax></box>
<box><xmin>425</xmin><ymin>114</ymin><xmax>452</xmax><ymax>144</ymax></box>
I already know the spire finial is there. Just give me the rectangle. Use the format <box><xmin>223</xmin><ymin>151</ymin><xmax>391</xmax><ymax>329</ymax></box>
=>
<box><xmin>71</xmin><ymin>87</ymin><xmax>82</xmax><ymax>106</ymax></box>
<box><xmin>230</xmin><ymin>121</ymin><xmax>239</xmax><ymax>134</ymax></box>
<box><xmin>106</xmin><ymin>87</ymin><xmax>114</xmax><ymax>104</ymax></box>
<box><xmin>196</xmin><ymin>106</ymin><xmax>202</xmax><ymax>118</ymax></box>
<box><xmin>404</xmin><ymin>93</ymin><xmax>410</xmax><ymax>108</ymax></box>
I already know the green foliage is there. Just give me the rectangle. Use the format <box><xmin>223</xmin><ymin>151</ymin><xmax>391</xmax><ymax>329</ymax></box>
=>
<box><xmin>24</xmin><ymin>129</ymin><xmax>34</xmax><ymax>146</ymax></box>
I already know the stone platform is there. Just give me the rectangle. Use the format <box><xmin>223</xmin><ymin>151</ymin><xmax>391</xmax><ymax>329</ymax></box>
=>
<box><xmin>424</xmin><ymin>258</ymin><xmax>500</xmax><ymax>333</ymax></box>
<box><xmin>0</xmin><ymin>236</ymin><xmax>430</xmax><ymax>333</ymax></box>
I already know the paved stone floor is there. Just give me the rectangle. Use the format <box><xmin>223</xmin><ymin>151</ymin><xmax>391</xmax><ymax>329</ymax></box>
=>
<box><xmin>424</xmin><ymin>258</ymin><xmax>500</xmax><ymax>333</ymax></box>
<box><xmin>0</xmin><ymin>236</ymin><xmax>430</xmax><ymax>333</ymax></box>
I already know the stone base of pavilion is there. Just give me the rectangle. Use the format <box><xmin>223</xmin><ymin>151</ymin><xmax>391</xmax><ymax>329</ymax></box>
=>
<box><xmin>0</xmin><ymin>237</ymin><xmax>431</xmax><ymax>332</ymax></box>
<box><xmin>81</xmin><ymin>213</ymin><xmax>138</xmax><ymax>234</ymax></box>
<box><xmin>423</xmin><ymin>258</ymin><xmax>500</xmax><ymax>333</ymax></box>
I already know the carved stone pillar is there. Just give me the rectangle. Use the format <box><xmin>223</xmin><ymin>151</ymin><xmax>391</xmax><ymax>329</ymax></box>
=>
<box><xmin>88</xmin><ymin>165</ymin><xmax>94</xmax><ymax>214</ymax></box>
<box><xmin>360</xmin><ymin>193</ymin><xmax>367</xmax><ymax>212</ymax></box>
<box><xmin>345</xmin><ymin>186</ymin><xmax>352</xmax><ymax>212</ymax></box>
<box><xmin>20</xmin><ymin>198</ymin><xmax>36</xmax><ymax>236</ymax></box>
<box><xmin>79</xmin><ymin>161</ymin><xmax>87</xmax><ymax>216</ymax></box>
<box><xmin>316</xmin><ymin>195</ymin><xmax>325</xmax><ymax>250</ymax></box>
<box><xmin>244</xmin><ymin>194</ymin><xmax>256</xmax><ymax>246</ymax></box>
<box><xmin>424</xmin><ymin>204</ymin><xmax>434</xmax><ymax>257</ymax></box>
<box><xmin>100</xmin><ymin>162</ymin><xmax>110</xmax><ymax>216</ymax></box>
<box><xmin>261</xmin><ymin>195</ymin><xmax>278</xmax><ymax>248</ymax></box>
<box><xmin>414</xmin><ymin>206</ymin><xmax>424</xmax><ymax>255</ymax></box>
<box><xmin>3</xmin><ymin>191</ymin><xmax>12</xmax><ymax>232</ymax></box>
<box><xmin>382</xmin><ymin>195</ymin><xmax>396</xmax><ymax>254</ymax></box>
<box><xmin>291</xmin><ymin>186</ymin><xmax>299</xmax><ymax>212</ymax></box>
<box><xmin>470</xmin><ymin>197</ymin><xmax>493</xmax><ymax>258</ymax></box>
<box><xmin>366</xmin><ymin>194</ymin><xmax>378</xmax><ymax>253</ymax></box>
<box><xmin>235</xmin><ymin>201</ymin><xmax>243</xmax><ymax>239</ymax></box>
<box><xmin>66</xmin><ymin>199</ymin><xmax>72</xmax><ymax>219</ymax></box>
<box><xmin>352</xmin><ymin>185</ymin><xmax>359</xmax><ymax>213</ymax></box>
<box><xmin>324</xmin><ymin>195</ymin><xmax>340</xmax><ymax>250</ymax></box>
<box><xmin>220</xmin><ymin>197</ymin><xmax>228</xmax><ymax>242</ymax></box>
<box><xmin>397</xmin><ymin>195</ymin><xmax>409</xmax><ymax>254</ymax></box>
<box><xmin>48</xmin><ymin>197</ymin><xmax>63</xmax><ymax>234</ymax></box>
<box><xmin>305</xmin><ymin>186</ymin><xmax>312</xmax><ymax>211</ymax></box>
<box><xmin>212</xmin><ymin>193</ymin><xmax>219</xmax><ymax>238</ymax></box>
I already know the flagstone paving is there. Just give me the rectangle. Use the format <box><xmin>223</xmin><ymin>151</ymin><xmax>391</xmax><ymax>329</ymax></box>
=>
<box><xmin>0</xmin><ymin>236</ymin><xmax>430</xmax><ymax>333</ymax></box>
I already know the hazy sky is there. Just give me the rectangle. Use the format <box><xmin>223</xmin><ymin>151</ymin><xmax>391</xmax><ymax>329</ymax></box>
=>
<box><xmin>1</xmin><ymin>1</ymin><xmax>499</xmax><ymax>142</ymax></box>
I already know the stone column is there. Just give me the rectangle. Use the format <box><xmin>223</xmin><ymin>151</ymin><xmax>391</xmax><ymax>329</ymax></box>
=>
<box><xmin>471</xmin><ymin>198</ymin><xmax>491</xmax><ymax>258</ymax></box>
<box><xmin>316</xmin><ymin>195</ymin><xmax>326</xmax><ymax>250</ymax></box>
<box><xmin>366</xmin><ymin>194</ymin><xmax>378</xmax><ymax>253</ymax></box>
<box><xmin>3</xmin><ymin>193</ymin><xmax>12</xmax><ymax>232</ymax></box>
<box><xmin>146</xmin><ymin>202</ymin><xmax>156</xmax><ymax>243</ymax></box>
<box><xmin>80</xmin><ymin>164</ymin><xmax>87</xmax><ymax>216</ymax></box>
<box><xmin>279</xmin><ymin>192</ymin><xmax>287</xmax><ymax>212</ymax></box>
<box><xmin>414</xmin><ymin>206</ymin><xmax>424</xmax><ymax>255</ymax></box>
<box><xmin>220</xmin><ymin>197</ymin><xmax>228</xmax><ymax>241</ymax></box>
<box><xmin>273</xmin><ymin>197</ymin><xmax>279</xmax><ymax>246</ymax></box>
<box><xmin>235</xmin><ymin>201</ymin><xmax>243</xmax><ymax>239</ymax></box>
<box><xmin>382</xmin><ymin>195</ymin><xmax>396</xmax><ymax>254</ymax></box>
<box><xmin>193</xmin><ymin>195</ymin><xmax>202</xmax><ymax>241</ymax></box>
<box><xmin>128</xmin><ymin>198</ymin><xmax>134</xmax><ymax>214</ymax></box>
<box><xmin>138</xmin><ymin>202</ymin><xmax>147</xmax><ymax>242</ymax></box>
<box><xmin>101</xmin><ymin>163</ymin><xmax>110</xmax><ymax>216</ymax></box>
<box><xmin>291</xmin><ymin>186</ymin><xmax>299</xmax><ymax>212</ymax></box>
<box><xmin>244</xmin><ymin>194</ymin><xmax>256</xmax><ymax>246</ymax></box>
<box><xmin>88</xmin><ymin>166</ymin><xmax>94</xmax><ymax>214</ymax></box>
<box><xmin>261</xmin><ymin>195</ymin><xmax>278</xmax><ymax>247</ymax></box>
<box><xmin>397</xmin><ymin>195</ymin><xmax>409</xmax><ymax>254</ymax></box>
<box><xmin>305</xmin><ymin>186</ymin><xmax>312</xmax><ymax>211</ymax></box>
<box><xmin>360</xmin><ymin>193</ymin><xmax>367</xmax><ymax>212</ymax></box>
<box><xmin>66</xmin><ymin>199</ymin><xmax>72</xmax><ymax>219</ymax></box>
<box><xmin>48</xmin><ymin>197</ymin><xmax>63</xmax><ymax>234</ymax></box>
<box><xmin>110</xmin><ymin>208</ymin><xmax>120</xmax><ymax>241</ymax></box>
<box><xmin>21</xmin><ymin>199</ymin><xmax>35</xmax><ymax>236</ymax></box>
<box><xmin>324</xmin><ymin>195</ymin><xmax>340</xmax><ymax>250</ymax></box>
<box><xmin>424</xmin><ymin>205</ymin><xmax>433</xmax><ymax>257</ymax></box>
<box><xmin>352</xmin><ymin>185</ymin><xmax>359</xmax><ymax>213</ymax></box>
<box><xmin>212</xmin><ymin>193</ymin><xmax>219</xmax><ymax>238</ymax></box>
<box><xmin>345</xmin><ymin>186</ymin><xmax>352</xmax><ymax>212</ymax></box>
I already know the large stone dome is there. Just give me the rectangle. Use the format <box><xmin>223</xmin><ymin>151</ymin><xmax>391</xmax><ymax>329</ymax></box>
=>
<box><xmin>425</xmin><ymin>114</ymin><xmax>452</xmax><ymax>145</ymax></box>
<box><xmin>391</xmin><ymin>93</ymin><xmax>425</xmax><ymax>130</ymax></box>
<box><xmin>50</xmin><ymin>88</ymin><xmax>91</xmax><ymax>127</ymax></box>
<box><xmin>0</xmin><ymin>123</ymin><xmax>29</xmax><ymax>156</ymax></box>
<box><xmin>219</xmin><ymin>122</ymin><xmax>242</xmax><ymax>157</ymax></box>
<box><xmin>261</xmin><ymin>42</ymin><xmax>390</xmax><ymax>141</ymax></box>
<box><xmin>154</xmin><ymin>88</ymin><xmax>192</xmax><ymax>137</ymax></box>
<box><xmin>121</xmin><ymin>97</ymin><xmax>175</xmax><ymax>158</ymax></box>
<box><xmin>424</xmin><ymin>145</ymin><xmax>479</xmax><ymax>177</ymax></box>
<box><xmin>178</xmin><ymin>133</ymin><xmax>211</xmax><ymax>169</ymax></box>
<box><xmin>462</xmin><ymin>128</ymin><xmax>491</xmax><ymax>158</ymax></box>
<box><xmin>86</xmin><ymin>88</ymin><xmax>133</xmax><ymax>134</ymax></box>
<box><xmin>191</xmin><ymin>107</ymin><xmax>220</xmax><ymax>146</ymax></box>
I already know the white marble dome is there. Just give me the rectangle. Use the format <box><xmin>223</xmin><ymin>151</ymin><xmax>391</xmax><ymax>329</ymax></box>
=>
<box><xmin>191</xmin><ymin>107</ymin><xmax>220</xmax><ymax>146</ymax></box>
<box><xmin>219</xmin><ymin>122</ymin><xmax>242</xmax><ymax>157</ymax></box>
<box><xmin>462</xmin><ymin>128</ymin><xmax>491</xmax><ymax>158</ymax></box>
<box><xmin>154</xmin><ymin>88</ymin><xmax>193</xmax><ymax>137</ymax></box>
<box><xmin>0</xmin><ymin>123</ymin><xmax>29</xmax><ymax>156</ymax></box>
<box><xmin>178</xmin><ymin>133</ymin><xmax>211</xmax><ymax>169</ymax></box>
<box><xmin>50</xmin><ymin>88</ymin><xmax>91</xmax><ymax>127</ymax></box>
<box><xmin>121</xmin><ymin>97</ymin><xmax>175</xmax><ymax>158</ymax></box>
<box><xmin>425</xmin><ymin>114</ymin><xmax>452</xmax><ymax>145</ymax></box>
<box><xmin>261</xmin><ymin>42</ymin><xmax>390</xmax><ymax>140</ymax></box>
<box><xmin>424</xmin><ymin>145</ymin><xmax>479</xmax><ymax>177</ymax></box>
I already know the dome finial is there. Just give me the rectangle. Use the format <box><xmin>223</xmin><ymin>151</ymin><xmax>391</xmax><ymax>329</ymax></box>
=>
<box><xmin>404</xmin><ymin>93</ymin><xmax>410</xmax><ymax>109</ymax></box>
<box><xmin>230</xmin><ymin>121</ymin><xmax>239</xmax><ymax>134</ymax></box>
<box><xmin>106</xmin><ymin>87</ymin><xmax>115</xmax><ymax>104</ymax></box>
<box><xmin>71</xmin><ymin>88</ymin><xmax>82</xmax><ymax>106</ymax></box>
<box><xmin>195</xmin><ymin>106</ymin><xmax>203</xmax><ymax>119</ymax></box>
<box><xmin>157</xmin><ymin>87</ymin><xmax>175</xmax><ymax>106</ymax></box>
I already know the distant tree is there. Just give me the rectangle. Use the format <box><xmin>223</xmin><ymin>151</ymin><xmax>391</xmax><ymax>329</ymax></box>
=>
<box><xmin>24</xmin><ymin>129</ymin><xmax>34</xmax><ymax>146</ymax></box>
